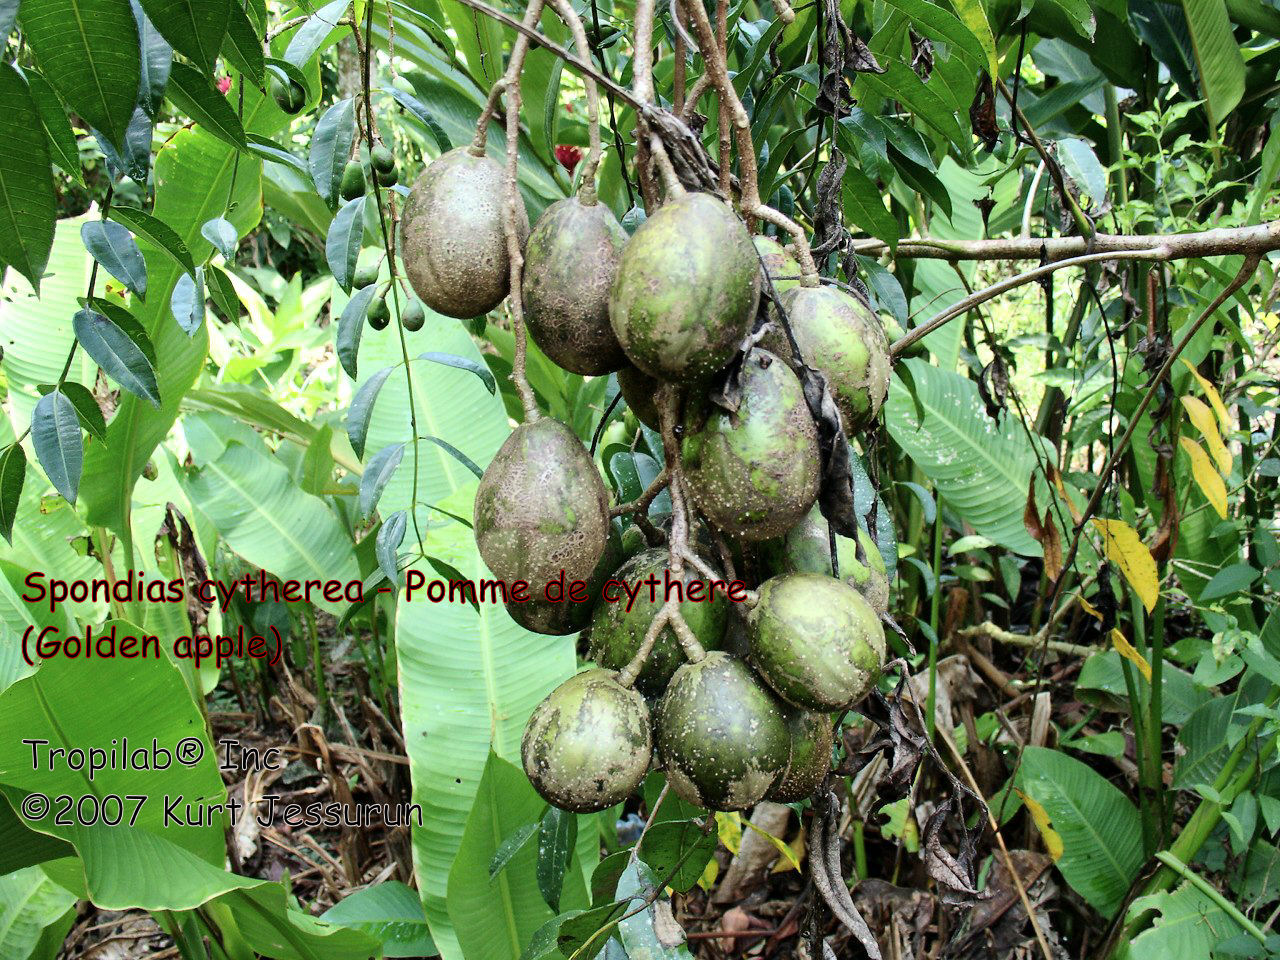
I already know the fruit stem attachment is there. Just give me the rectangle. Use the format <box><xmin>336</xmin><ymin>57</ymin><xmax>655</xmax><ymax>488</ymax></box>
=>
<box><xmin>470</xmin><ymin>0</ymin><xmax>547</xmax><ymax>157</ymax></box>
<box><xmin>545</xmin><ymin>0</ymin><xmax>603</xmax><ymax>203</ymax></box>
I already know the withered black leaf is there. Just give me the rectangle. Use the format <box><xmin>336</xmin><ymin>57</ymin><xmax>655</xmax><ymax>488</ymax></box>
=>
<box><xmin>909</xmin><ymin>29</ymin><xmax>933</xmax><ymax>81</ymax></box>
<box><xmin>970</xmin><ymin>74</ymin><xmax>998</xmax><ymax>151</ymax></box>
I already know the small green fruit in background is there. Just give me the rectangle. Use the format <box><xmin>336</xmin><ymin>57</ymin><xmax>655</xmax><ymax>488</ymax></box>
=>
<box><xmin>376</xmin><ymin>164</ymin><xmax>399</xmax><ymax>187</ymax></box>
<box><xmin>339</xmin><ymin>160</ymin><xmax>366</xmax><ymax>201</ymax></box>
<box><xmin>271</xmin><ymin>76</ymin><xmax>305</xmax><ymax>114</ymax></box>
<box><xmin>352</xmin><ymin>256</ymin><xmax>380</xmax><ymax>289</ymax></box>
<box><xmin>367</xmin><ymin>295</ymin><xmax>390</xmax><ymax>330</ymax></box>
<box><xmin>401</xmin><ymin>299</ymin><xmax>425</xmax><ymax>332</ymax></box>
<box><xmin>371</xmin><ymin>144</ymin><xmax>396</xmax><ymax>173</ymax></box>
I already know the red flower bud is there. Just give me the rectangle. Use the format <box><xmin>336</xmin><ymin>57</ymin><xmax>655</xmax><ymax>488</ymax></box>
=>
<box><xmin>217</xmin><ymin>75</ymin><xmax>232</xmax><ymax>94</ymax></box>
<box><xmin>554</xmin><ymin>144</ymin><xmax>582</xmax><ymax>172</ymax></box>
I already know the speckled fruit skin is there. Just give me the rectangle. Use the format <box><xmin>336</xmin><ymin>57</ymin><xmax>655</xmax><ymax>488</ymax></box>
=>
<box><xmin>523</xmin><ymin>198</ymin><xmax>629</xmax><ymax>375</ymax></box>
<box><xmin>610</xmin><ymin>192</ymin><xmax>760</xmax><ymax>383</ymax></box>
<box><xmin>474</xmin><ymin>418</ymin><xmax>610</xmax><ymax>587</ymax></box>
<box><xmin>760</xmin><ymin>285</ymin><xmax>890</xmax><ymax>433</ymax></box>
<box><xmin>655</xmin><ymin>652</ymin><xmax>791</xmax><ymax>811</ymax></box>
<box><xmin>762</xmin><ymin>504</ymin><xmax>890</xmax><ymax>615</ymax></box>
<box><xmin>401</xmin><ymin>148</ymin><xmax>528</xmax><ymax>319</ymax></box>
<box><xmin>507</xmin><ymin>524</ymin><xmax>624</xmax><ymax>636</ymax></box>
<box><xmin>753</xmin><ymin>235</ymin><xmax>802</xmax><ymax>295</ymax></box>
<box><xmin>587</xmin><ymin>548</ymin><xmax>729</xmax><ymax>695</ymax></box>
<box><xmin>749</xmin><ymin>573</ymin><xmax>885</xmax><ymax>710</ymax></box>
<box><xmin>682</xmin><ymin>350</ymin><xmax>820</xmax><ymax>541</ymax></box>
<box><xmin>522</xmin><ymin>669</ymin><xmax>652</xmax><ymax>812</ymax></box>
<box><xmin>770</xmin><ymin>709</ymin><xmax>835</xmax><ymax>802</ymax></box>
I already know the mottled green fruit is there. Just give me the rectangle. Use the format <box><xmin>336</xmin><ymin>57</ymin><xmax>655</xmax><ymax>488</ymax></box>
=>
<box><xmin>618</xmin><ymin>365</ymin><xmax>661</xmax><ymax>430</ymax></box>
<box><xmin>523</xmin><ymin>197</ymin><xmax>628</xmax><ymax>375</ymax></box>
<box><xmin>682</xmin><ymin>350</ymin><xmax>820</xmax><ymax>541</ymax></box>
<box><xmin>474</xmin><ymin>418</ymin><xmax>610</xmax><ymax>587</ymax></box>
<box><xmin>507</xmin><ymin>524</ymin><xmax>623</xmax><ymax>636</ymax></box>
<box><xmin>619</xmin><ymin>524</ymin><xmax>647</xmax><ymax>558</ymax></box>
<box><xmin>762</xmin><ymin>504</ymin><xmax>890</xmax><ymax>615</ymax></box>
<box><xmin>352</xmin><ymin>257</ymin><xmax>380</xmax><ymax>289</ymax></box>
<box><xmin>753</xmin><ymin>235</ymin><xmax>801</xmax><ymax>295</ymax></box>
<box><xmin>610</xmin><ymin>192</ymin><xmax>760</xmax><ymax>383</ymax></box>
<box><xmin>371</xmin><ymin>144</ymin><xmax>396</xmax><ymax>173</ymax></box>
<box><xmin>587</xmin><ymin>548</ymin><xmax>729</xmax><ymax>695</ymax></box>
<box><xmin>400</xmin><ymin>300</ymin><xmax>425</xmax><ymax>332</ymax></box>
<box><xmin>656</xmin><ymin>652</ymin><xmax>790</xmax><ymax>811</ymax></box>
<box><xmin>376</xmin><ymin>164</ymin><xmax>400</xmax><ymax>187</ymax></box>
<box><xmin>760</xmin><ymin>285</ymin><xmax>890</xmax><ymax>433</ymax></box>
<box><xmin>522</xmin><ymin>669</ymin><xmax>652</xmax><ymax>812</ymax></box>
<box><xmin>402</xmin><ymin>148</ymin><xmax>528</xmax><ymax>319</ymax></box>
<box><xmin>339</xmin><ymin>161</ymin><xmax>366</xmax><ymax>201</ymax></box>
<box><xmin>770</xmin><ymin>709</ymin><xmax>835</xmax><ymax>802</ymax></box>
<box><xmin>748</xmin><ymin>573</ymin><xmax>885</xmax><ymax>710</ymax></box>
<box><xmin>271</xmin><ymin>77</ymin><xmax>305</xmax><ymax>114</ymax></box>
<box><xmin>367</xmin><ymin>296</ymin><xmax>390</xmax><ymax>330</ymax></box>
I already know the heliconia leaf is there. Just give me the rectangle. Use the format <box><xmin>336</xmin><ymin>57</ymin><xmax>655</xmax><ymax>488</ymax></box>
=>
<box><xmin>134</xmin><ymin>0</ymin><xmax>228</xmax><ymax>74</ymax></box>
<box><xmin>0</xmin><ymin>65</ymin><xmax>56</xmax><ymax>292</ymax></box>
<box><xmin>1180</xmin><ymin>0</ymin><xmax>1245</xmax><ymax>127</ymax></box>
<box><xmin>376</xmin><ymin>509</ymin><xmax>408</xmax><ymax>587</ymax></box>
<box><xmin>1179</xmin><ymin>436</ymin><xmax>1228</xmax><ymax>520</ymax></box>
<box><xmin>221</xmin><ymin>1</ymin><xmax>265</xmax><ymax>83</ymax></box>
<box><xmin>1180</xmin><ymin>396</ymin><xmax>1231</xmax><ymax>475</ymax></box>
<box><xmin>81</xmin><ymin>221</ymin><xmax>148</xmax><ymax>299</ymax></box>
<box><xmin>1091</xmin><ymin>518</ymin><xmax>1159</xmax><ymax>612</ymax></box>
<box><xmin>1014</xmin><ymin>789</ymin><xmax>1064</xmax><ymax>861</ymax></box>
<box><xmin>19</xmin><ymin>0</ymin><xmax>140</xmax><ymax>152</ymax></box>
<box><xmin>422</xmin><ymin>436</ymin><xmax>482</xmax><ymax>480</ymax></box>
<box><xmin>299</xmin><ymin>423</ymin><xmax>334</xmax><ymax>496</ymax></box>
<box><xmin>166</xmin><ymin>62</ymin><xmax>248</xmax><ymax>150</ymax></box>
<box><xmin>310</xmin><ymin>98</ymin><xmax>355</xmax><ymax>205</ymax></box>
<box><xmin>283</xmin><ymin>0</ymin><xmax>349</xmax><ymax>69</ymax></box>
<box><xmin>1179</xmin><ymin>358</ymin><xmax>1231</xmax><ymax>430</ymax></box>
<box><xmin>22</xmin><ymin>68</ymin><xmax>84</xmax><ymax>186</ymax></box>
<box><xmin>417</xmin><ymin>351</ymin><xmax>497</xmax><ymax>395</ymax></box>
<box><xmin>205</xmin><ymin>264</ymin><xmax>240</xmax><ymax>322</ymax></box>
<box><xmin>1110</xmin><ymin>628</ymin><xmax>1153</xmax><ymax>683</ymax></box>
<box><xmin>110</xmin><ymin>206</ymin><xmax>196</xmax><ymax>273</ymax></box>
<box><xmin>327</xmin><ymin>196</ymin><xmax>365</xmax><ymax>293</ymax></box>
<box><xmin>171</xmin><ymin>267</ymin><xmax>206</xmax><ymax>336</ymax></box>
<box><xmin>131</xmin><ymin>0</ymin><xmax>172</xmax><ymax>118</ymax></box>
<box><xmin>347</xmin><ymin>365</ymin><xmax>395</xmax><ymax>459</ymax></box>
<box><xmin>72</xmin><ymin>307</ymin><xmax>161</xmax><ymax>407</ymax></box>
<box><xmin>31</xmin><ymin>389</ymin><xmax>83</xmax><ymax>504</ymax></box>
<box><xmin>201</xmin><ymin>216</ymin><xmax>239</xmax><ymax>262</ymax></box>
<box><xmin>36</xmin><ymin>382</ymin><xmax>107</xmax><ymax>442</ymax></box>
<box><xmin>360</xmin><ymin>442</ymin><xmax>405</xmax><ymax>520</ymax></box>
<box><xmin>337</xmin><ymin>284</ymin><xmax>377</xmax><ymax>379</ymax></box>
<box><xmin>0</xmin><ymin>443</ymin><xmax>25</xmax><ymax>544</ymax></box>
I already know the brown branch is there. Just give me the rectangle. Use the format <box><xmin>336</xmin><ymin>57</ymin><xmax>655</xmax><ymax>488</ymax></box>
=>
<box><xmin>546</xmin><ymin>0</ymin><xmax>602</xmax><ymax>197</ymax></box>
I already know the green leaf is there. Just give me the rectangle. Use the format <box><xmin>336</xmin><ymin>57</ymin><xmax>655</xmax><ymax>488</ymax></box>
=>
<box><xmin>21</xmin><ymin>68</ymin><xmax>84</xmax><ymax>186</ymax></box>
<box><xmin>205</xmin><ymin>263</ymin><xmax>240</xmax><ymax>322</ymax></box>
<box><xmin>842</xmin><ymin>163</ymin><xmax>900</xmax><ymax>251</ymax></box>
<box><xmin>264</xmin><ymin>56</ymin><xmax>314</xmax><ymax>102</ymax></box>
<box><xmin>221</xmin><ymin>0</ymin><xmax>265</xmax><ymax>83</ymax></box>
<box><xmin>886</xmin><ymin>360</ymin><xmax>1048</xmax><ymax>555</ymax></box>
<box><xmin>556</xmin><ymin>902</ymin><xmax>627</xmax><ymax>960</ymax></box>
<box><xmin>1172</xmin><ymin>694</ymin><xmax>1246</xmax><ymax>790</ymax></box>
<box><xmin>1016</xmin><ymin>746</ymin><xmax>1144</xmax><ymax>917</ymax></box>
<box><xmin>1198</xmin><ymin>562</ymin><xmax>1259</xmax><ymax>601</ymax></box>
<box><xmin>0</xmin><ymin>445</ymin><xmax>25</xmax><ymax>545</ymax></box>
<box><xmin>135</xmin><ymin>0</ymin><xmax>227</xmax><ymax>74</ymax></box>
<box><xmin>1248</xmin><ymin>124</ymin><xmax>1280</xmax><ymax>224</ymax></box>
<box><xmin>166</xmin><ymin>61</ymin><xmax>249</xmax><ymax>150</ymax></box>
<box><xmin>348</xmin><ymin>365</ymin><xmax>395</xmax><ymax>459</ymax></box>
<box><xmin>131</xmin><ymin>0</ymin><xmax>172</xmax><ymax>117</ymax></box>
<box><xmin>73</xmin><ymin>307</ymin><xmax>161</xmax><ymax>406</ymax></box>
<box><xmin>201</xmin><ymin>215</ymin><xmax>239</xmax><ymax>261</ymax></box>
<box><xmin>19</xmin><ymin>0</ymin><xmax>139</xmax><ymax>151</ymax></box>
<box><xmin>537</xmin><ymin>807</ymin><xmax>577</xmax><ymax>913</ymax></box>
<box><xmin>327</xmin><ymin>195</ymin><xmax>365</xmax><ymax>292</ymax></box>
<box><xmin>490</xmin><ymin>822</ymin><xmax>540</xmax><ymax>880</ymax></box>
<box><xmin>857</xmin><ymin>62</ymin><xmax>968</xmax><ymax>150</ymax></box>
<box><xmin>360</xmin><ymin>442</ymin><xmax>405</xmax><ymax>519</ymax></box>
<box><xmin>300</xmin><ymin>422</ymin><xmax>335</xmax><ymax>496</ymax></box>
<box><xmin>245</xmin><ymin>132</ymin><xmax>311</xmax><ymax>180</ymax></box>
<box><xmin>616</xmin><ymin>861</ymin><xmax>694</xmax><ymax>959</ymax></box>
<box><xmin>423</xmin><ymin>436</ymin><xmax>483</xmax><ymax>480</ymax></box>
<box><xmin>854</xmin><ymin>255</ymin><xmax>908</xmax><ymax>324</ymax></box>
<box><xmin>638</xmin><ymin>819</ymin><xmax>717</xmax><ymax>893</ymax></box>
<box><xmin>382</xmin><ymin>84</ymin><xmax>452</xmax><ymax>152</ymax></box>
<box><xmin>310</xmin><ymin>97</ymin><xmax>356</xmax><ymax>205</ymax></box>
<box><xmin>877</xmin><ymin>0</ymin><xmax>990</xmax><ymax>73</ymax></box>
<box><xmin>320</xmin><ymin>881</ymin><xmax>436</xmax><ymax>958</ymax></box>
<box><xmin>337</xmin><ymin>284</ymin><xmax>377</xmax><ymax>378</ymax></box>
<box><xmin>0</xmin><ymin>0</ymin><xmax>16</xmax><ymax>39</ymax></box>
<box><xmin>31</xmin><ymin>390</ymin><xmax>83</xmax><ymax>504</ymax></box>
<box><xmin>1042</xmin><ymin>0</ymin><xmax>1096</xmax><ymax>37</ymax></box>
<box><xmin>84</xmin><ymin>298</ymin><xmax>158</xmax><ymax>368</ymax></box>
<box><xmin>1180</xmin><ymin>0</ymin><xmax>1244</xmax><ymax>126</ymax></box>
<box><xmin>81</xmin><ymin>220</ymin><xmax>148</xmax><ymax>299</ymax></box>
<box><xmin>1125</xmin><ymin>880</ymin><xmax>1247</xmax><ymax>960</ymax></box>
<box><xmin>418</xmin><ymin>351</ymin><xmax>497</xmax><ymax>395</ymax></box>
<box><xmin>170</xmin><ymin>266</ymin><xmax>205</xmax><ymax>335</ymax></box>
<box><xmin>945</xmin><ymin>0</ymin><xmax>998</xmax><ymax>75</ymax></box>
<box><xmin>0</xmin><ymin>65</ymin><xmax>56</xmax><ymax>291</ymax></box>
<box><xmin>109</xmin><ymin>206</ymin><xmax>196</xmax><ymax>273</ymax></box>
<box><xmin>36</xmin><ymin>381</ymin><xmax>106</xmax><ymax>442</ymax></box>
<box><xmin>377</xmin><ymin>509</ymin><xmax>408</xmax><ymax>586</ymax></box>
<box><xmin>0</xmin><ymin>867</ymin><xmax>76</xmax><ymax>959</ymax></box>
<box><xmin>283</xmin><ymin>0</ymin><xmax>349</xmax><ymax>68</ymax></box>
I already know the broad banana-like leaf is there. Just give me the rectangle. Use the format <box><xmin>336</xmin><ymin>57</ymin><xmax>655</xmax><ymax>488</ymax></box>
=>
<box><xmin>0</xmin><ymin>866</ymin><xmax>76</xmax><ymax>960</ymax></box>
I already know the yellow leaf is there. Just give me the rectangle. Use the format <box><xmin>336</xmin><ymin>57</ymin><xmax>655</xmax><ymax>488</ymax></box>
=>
<box><xmin>1015</xmin><ymin>789</ymin><xmax>1064</xmax><ymax>861</ymax></box>
<box><xmin>1091</xmin><ymin>518</ymin><xmax>1160</xmax><ymax>612</ymax></box>
<box><xmin>771</xmin><ymin>822</ymin><xmax>806</xmax><ymax>873</ymax></box>
<box><xmin>1180</xmin><ymin>358</ymin><xmax>1231</xmax><ymax>431</ymax></box>
<box><xmin>716</xmin><ymin>811</ymin><xmax>742</xmax><ymax>855</ymax></box>
<box><xmin>1078</xmin><ymin>596</ymin><xmax>1104</xmax><ymax>622</ymax></box>
<box><xmin>743</xmin><ymin>817</ymin><xmax>803</xmax><ymax>872</ymax></box>
<box><xmin>1179</xmin><ymin>436</ymin><xmax>1228</xmax><ymax>520</ymax></box>
<box><xmin>698</xmin><ymin>857</ymin><xmax>719</xmax><ymax>891</ymax></box>
<box><xmin>1181</xmin><ymin>396</ymin><xmax>1232</xmax><ymax>476</ymax></box>
<box><xmin>1111</xmin><ymin>628</ymin><xmax>1152</xmax><ymax>683</ymax></box>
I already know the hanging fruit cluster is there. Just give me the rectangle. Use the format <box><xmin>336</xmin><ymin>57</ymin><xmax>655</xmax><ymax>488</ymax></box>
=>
<box><xmin>396</xmin><ymin>0</ymin><xmax>893</xmax><ymax>814</ymax></box>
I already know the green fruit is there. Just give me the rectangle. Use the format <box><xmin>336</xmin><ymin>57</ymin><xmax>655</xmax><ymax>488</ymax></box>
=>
<box><xmin>761</xmin><ymin>285</ymin><xmax>890</xmax><ymax>434</ymax></box>
<box><xmin>587</xmin><ymin>548</ymin><xmax>729</xmax><ymax>695</ymax></box>
<box><xmin>619</xmin><ymin>524</ymin><xmax>647</xmax><ymax>558</ymax></box>
<box><xmin>371</xmin><ymin>144</ymin><xmax>396</xmax><ymax>174</ymax></box>
<box><xmin>681</xmin><ymin>350</ymin><xmax>820</xmax><ymax>541</ymax></box>
<box><xmin>617</xmin><ymin>365</ymin><xmax>661</xmax><ymax>430</ymax></box>
<box><xmin>770</xmin><ymin>709</ymin><xmax>835</xmax><ymax>802</ymax></box>
<box><xmin>474</xmin><ymin>418</ymin><xmax>610</xmax><ymax>587</ymax></box>
<box><xmin>655</xmin><ymin>652</ymin><xmax>790</xmax><ymax>810</ymax></box>
<box><xmin>753</xmin><ymin>235</ymin><xmax>802</xmax><ymax>295</ymax></box>
<box><xmin>271</xmin><ymin>76</ymin><xmax>306</xmax><ymax>114</ymax></box>
<box><xmin>376</xmin><ymin>164</ymin><xmax>400</xmax><ymax>187</ymax></box>
<box><xmin>610</xmin><ymin>192</ymin><xmax>760</xmax><ymax>383</ymax></box>
<box><xmin>402</xmin><ymin>147</ymin><xmax>528</xmax><ymax>319</ymax></box>
<box><xmin>352</xmin><ymin>256</ymin><xmax>380</xmax><ymax>289</ymax></box>
<box><xmin>367</xmin><ymin>296</ymin><xmax>390</xmax><ymax>330</ymax></box>
<box><xmin>523</xmin><ymin>197</ymin><xmax>628</xmax><ymax>375</ymax></box>
<box><xmin>762</xmin><ymin>504</ymin><xmax>890</xmax><ymax>615</ymax></box>
<box><xmin>522</xmin><ymin>669</ymin><xmax>652</xmax><ymax>812</ymax></box>
<box><xmin>748</xmin><ymin>573</ymin><xmax>885</xmax><ymax>710</ymax></box>
<box><xmin>339</xmin><ymin>160</ymin><xmax>366</xmax><ymax>201</ymax></box>
<box><xmin>401</xmin><ymin>299</ymin><xmax>425</xmax><ymax>332</ymax></box>
<box><xmin>507</xmin><ymin>524</ymin><xmax>623</xmax><ymax>636</ymax></box>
